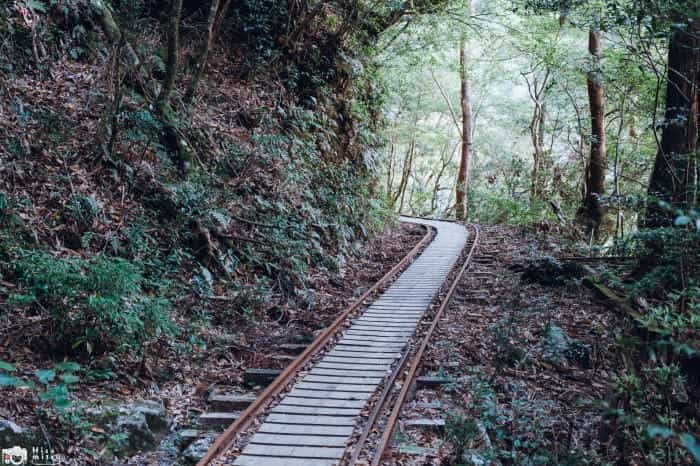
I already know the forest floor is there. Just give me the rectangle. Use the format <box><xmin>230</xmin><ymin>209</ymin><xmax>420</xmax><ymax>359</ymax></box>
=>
<box><xmin>0</xmin><ymin>222</ymin><xmax>424</xmax><ymax>464</ymax></box>
<box><xmin>389</xmin><ymin>224</ymin><xmax>626</xmax><ymax>465</ymax></box>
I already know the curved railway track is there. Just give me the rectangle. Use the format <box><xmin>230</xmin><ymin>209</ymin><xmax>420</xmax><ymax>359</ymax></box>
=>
<box><xmin>198</xmin><ymin>217</ymin><xmax>479</xmax><ymax>466</ymax></box>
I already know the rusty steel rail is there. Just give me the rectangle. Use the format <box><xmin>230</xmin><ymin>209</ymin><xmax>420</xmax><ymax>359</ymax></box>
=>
<box><xmin>197</xmin><ymin>224</ymin><xmax>434</xmax><ymax>466</ymax></box>
<box><xmin>362</xmin><ymin>223</ymin><xmax>480</xmax><ymax>466</ymax></box>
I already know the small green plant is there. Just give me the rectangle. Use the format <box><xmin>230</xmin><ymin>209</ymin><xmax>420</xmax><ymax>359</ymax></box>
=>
<box><xmin>489</xmin><ymin>316</ymin><xmax>528</xmax><ymax>370</ymax></box>
<box><xmin>9</xmin><ymin>252</ymin><xmax>173</xmax><ymax>356</ymax></box>
<box><xmin>0</xmin><ymin>360</ymin><xmax>80</xmax><ymax>411</ymax></box>
<box><xmin>445</xmin><ymin>413</ymin><xmax>479</xmax><ymax>460</ymax></box>
<box><xmin>66</xmin><ymin>194</ymin><xmax>102</xmax><ymax>229</ymax></box>
<box><xmin>0</xmin><ymin>191</ymin><xmax>7</xmax><ymax>222</ymax></box>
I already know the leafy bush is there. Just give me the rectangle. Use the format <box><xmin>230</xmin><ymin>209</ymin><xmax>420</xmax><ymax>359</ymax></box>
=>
<box><xmin>601</xmin><ymin>214</ymin><xmax>700</xmax><ymax>464</ymax></box>
<box><xmin>0</xmin><ymin>360</ymin><xmax>81</xmax><ymax>411</ymax></box>
<box><xmin>66</xmin><ymin>194</ymin><xmax>102</xmax><ymax>229</ymax></box>
<box><xmin>9</xmin><ymin>252</ymin><xmax>172</xmax><ymax>356</ymax></box>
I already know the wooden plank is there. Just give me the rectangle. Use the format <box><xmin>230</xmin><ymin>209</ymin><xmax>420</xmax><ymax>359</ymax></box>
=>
<box><xmin>333</xmin><ymin>342</ymin><xmax>406</xmax><ymax>350</ymax></box>
<box><xmin>346</xmin><ymin>326</ymin><xmax>414</xmax><ymax>332</ymax></box>
<box><xmin>326</xmin><ymin>346</ymin><xmax>402</xmax><ymax>354</ymax></box>
<box><xmin>348</xmin><ymin>326</ymin><xmax>415</xmax><ymax>333</ymax></box>
<box><xmin>258</xmin><ymin>422</ymin><xmax>354</xmax><ymax>437</ymax></box>
<box><xmin>341</xmin><ymin>332</ymin><xmax>409</xmax><ymax>344</ymax></box>
<box><xmin>357</xmin><ymin>317</ymin><xmax>421</xmax><ymax>322</ymax></box>
<box><xmin>244</xmin><ymin>368</ymin><xmax>282</xmax><ymax>386</ymax></box>
<box><xmin>264</xmin><ymin>413</ymin><xmax>355</xmax><ymax>426</ymax></box>
<box><xmin>310</xmin><ymin>367</ymin><xmax>389</xmax><ymax>376</ymax></box>
<box><xmin>327</xmin><ymin>350</ymin><xmax>400</xmax><ymax>359</ymax></box>
<box><xmin>241</xmin><ymin>444</ymin><xmax>345</xmax><ymax>459</ymax></box>
<box><xmin>294</xmin><ymin>382</ymin><xmax>377</xmax><ymax>393</ymax></box>
<box><xmin>209</xmin><ymin>393</ymin><xmax>257</xmax><ymax>411</ymax></box>
<box><xmin>286</xmin><ymin>388</ymin><xmax>371</xmax><ymax>401</ymax></box>
<box><xmin>249</xmin><ymin>433</ymin><xmax>349</xmax><ymax>447</ymax></box>
<box><xmin>321</xmin><ymin>356</ymin><xmax>396</xmax><ymax>365</ymax></box>
<box><xmin>279</xmin><ymin>398</ymin><xmax>366</xmax><ymax>409</ymax></box>
<box><xmin>416</xmin><ymin>375</ymin><xmax>450</xmax><ymax>389</ymax></box>
<box><xmin>302</xmin><ymin>375</ymin><xmax>383</xmax><ymax>385</ymax></box>
<box><xmin>336</xmin><ymin>340</ymin><xmax>408</xmax><ymax>347</ymax></box>
<box><xmin>199</xmin><ymin>412</ymin><xmax>239</xmax><ymax>427</ymax></box>
<box><xmin>354</xmin><ymin>317</ymin><xmax>421</xmax><ymax>323</ymax></box>
<box><xmin>405</xmin><ymin>418</ymin><xmax>446</xmax><ymax>433</ymax></box>
<box><xmin>235</xmin><ymin>455</ymin><xmax>338</xmax><ymax>466</ymax></box>
<box><xmin>269</xmin><ymin>405</ymin><xmax>360</xmax><ymax>417</ymax></box>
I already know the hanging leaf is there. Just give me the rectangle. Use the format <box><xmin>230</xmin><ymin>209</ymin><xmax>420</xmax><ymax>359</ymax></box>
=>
<box><xmin>0</xmin><ymin>361</ymin><xmax>16</xmax><ymax>372</ymax></box>
<box><xmin>674</xmin><ymin>215</ymin><xmax>691</xmax><ymax>226</ymax></box>
<box><xmin>55</xmin><ymin>361</ymin><xmax>81</xmax><ymax>372</ymax></box>
<box><xmin>0</xmin><ymin>374</ymin><xmax>18</xmax><ymax>386</ymax></box>
<box><xmin>680</xmin><ymin>433</ymin><xmax>700</xmax><ymax>462</ymax></box>
<box><xmin>646</xmin><ymin>425</ymin><xmax>673</xmax><ymax>439</ymax></box>
<box><xmin>27</xmin><ymin>0</ymin><xmax>47</xmax><ymax>13</ymax></box>
<box><xmin>36</xmin><ymin>369</ymin><xmax>56</xmax><ymax>384</ymax></box>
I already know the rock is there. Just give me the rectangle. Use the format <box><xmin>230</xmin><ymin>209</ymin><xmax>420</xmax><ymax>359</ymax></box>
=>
<box><xmin>109</xmin><ymin>411</ymin><xmax>156</xmax><ymax>457</ymax></box>
<box><xmin>131</xmin><ymin>400</ymin><xmax>168</xmax><ymax>433</ymax></box>
<box><xmin>182</xmin><ymin>436</ymin><xmax>214</xmax><ymax>464</ymax></box>
<box><xmin>0</xmin><ymin>420</ymin><xmax>34</xmax><ymax>446</ymax></box>
<box><xmin>174</xmin><ymin>429</ymin><xmax>201</xmax><ymax>451</ymax></box>
<box><xmin>84</xmin><ymin>399</ymin><xmax>168</xmax><ymax>458</ymax></box>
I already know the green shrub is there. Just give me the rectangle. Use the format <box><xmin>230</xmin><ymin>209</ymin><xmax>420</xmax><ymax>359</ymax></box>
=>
<box><xmin>66</xmin><ymin>194</ymin><xmax>102</xmax><ymax>229</ymax></box>
<box><xmin>0</xmin><ymin>360</ymin><xmax>81</xmax><ymax>411</ymax></box>
<box><xmin>10</xmin><ymin>252</ymin><xmax>172</xmax><ymax>356</ymax></box>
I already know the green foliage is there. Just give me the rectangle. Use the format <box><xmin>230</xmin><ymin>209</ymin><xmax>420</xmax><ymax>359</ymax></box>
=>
<box><xmin>450</xmin><ymin>373</ymin><xmax>590</xmax><ymax>465</ymax></box>
<box><xmin>0</xmin><ymin>0</ymin><xmax>92</xmax><ymax>72</ymax></box>
<box><xmin>0</xmin><ymin>360</ymin><xmax>80</xmax><ymax>411</ymax></box>
<box><xmin>609</xmin><ymin>361</ymin><xmax>696</xmax><ymax>464</ymax></box>
<box><xmin>600</xmin><ymin>213</ymin><xmax>700</xmax><ymax>464</ymax></box>
<box><xmin>8</xmin><ymin>252</ymin><xmax>173</xmax><ymax>356</ymax></box>
<box><xmin>489</xmin><ymin>316</ymin><xmax>529</xmax><ymax>369</ymax></box>
<box><xmin>230</xmin><ymin>0</ymin><xmax>289</xmax><ymax>68</ymax></box>
<box><xmin>66</xmin><ymin>194</ymin><xmax>102</xmax><ymax>229</ymax></box>
<box><xmin>445</xmin><ymin>413</ymin><xmax>479</xmax><ymax>460</ymax></box>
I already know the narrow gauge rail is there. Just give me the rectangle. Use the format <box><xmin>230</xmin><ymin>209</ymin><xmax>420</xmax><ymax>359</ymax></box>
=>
<box><xmin>198</xmin><ymin>218</ymin><xmax>474</xmax><ymax>466</ymax></box>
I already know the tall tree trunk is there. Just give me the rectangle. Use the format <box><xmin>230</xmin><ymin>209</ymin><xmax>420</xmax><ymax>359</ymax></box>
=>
<box><xmin>644</xmin><ymin>19</ymin><xmax>700</xmax><ymax>228</ymax></box>
<box><xmin>582</xmin><ymin>24</ymin><xmax>607</xmax><ymax>237</ymax></box>
<box><xmin>184</xmin><ymin>0</ymin><xmax>222</xmax><ymax>107</ymax></box>
<box><xmin>157</xmin><ymin>0</ymin><xmax>183</xmax><ymax>113</ymax></box>
<box><xmin>397</xmin><ymin>139</ymin><xmax>415</xmax><ymax>213</ymax></box>
<box><xmin>456</xmin><ymin>32</ymin><xmax>473</xmax><ymax>221</ymax></box>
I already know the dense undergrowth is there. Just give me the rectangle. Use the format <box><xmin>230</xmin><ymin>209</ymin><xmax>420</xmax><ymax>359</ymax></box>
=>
<box><xmin>600</xmin><ymin>219</ymin><xmax>700</xmax><ymax>463</ymax></box>
<box><xmin>0</xmin><ymin>0</ymin><xmax>413</xmax><ymax>447</ymax></box>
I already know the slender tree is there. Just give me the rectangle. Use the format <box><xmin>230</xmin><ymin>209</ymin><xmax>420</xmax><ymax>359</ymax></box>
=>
<box><xmin>456</xmin><ymin>31</ymin><xmax>473</xmax><ymax>221</ymax></box>
<box><xmin>582</xmin><ymin>19</ymin><xmax>607</xmax><ymax>237</ymax></box>
<box><xmin>156</xmin><ymin>0</ymin><xmax>183</xmax><ymax>113</ymax></box>
<box><xmin>644</xmin><ymin>19</ymin><xmax>700</xmax><ymax>227</ymax></box>
<box><xmin>184</xmin><ymin>0</ymin><xmax>227</xmax><ymax>107</ymax></box>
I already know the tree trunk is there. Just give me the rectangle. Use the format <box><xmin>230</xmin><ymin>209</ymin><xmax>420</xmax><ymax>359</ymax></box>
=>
<box><xmin>456</xmin><ymin>32</ymin><xmax>473</xmax><ymax>221</ymax></box>
<box><xmin>397</xmin><ymin>139</ymin><xmax>415</xmax><ymax>213</ymax></box>
<box><xmin>644</xmin><ymin>19</ymin><xmax>700</xmax><ymax>228</ymax></box>
<box><xmin>184</xmin><ymin>0</ymin><xmax>222</xmax><ymax>107</ymax></box>
<box><xmin>582</xmin><ymin>24</ymin><xmax>607</xmax><ymax>237</ymax></box>
<box><xmin>157</xmin><ymin>0</ymin><xmax>183</xmax><ymax>113</ymax></box>
<box><xmin>212</xmin><ymin>0</ymin><xmax>232</xmax><ymax>40</ymax></box>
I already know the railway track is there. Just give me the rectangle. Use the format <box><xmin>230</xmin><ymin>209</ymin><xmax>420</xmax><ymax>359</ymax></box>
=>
<box><xmin>198</xmin><ymin>217</ymin><xmax>479</xmax><ymax>465</ymax></box>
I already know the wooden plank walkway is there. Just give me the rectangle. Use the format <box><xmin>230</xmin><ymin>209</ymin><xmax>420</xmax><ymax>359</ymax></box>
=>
<box><xmin>233</xmin><ymin>218</ymin><xmax>467</xmax><ymax>465</ymax></box>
